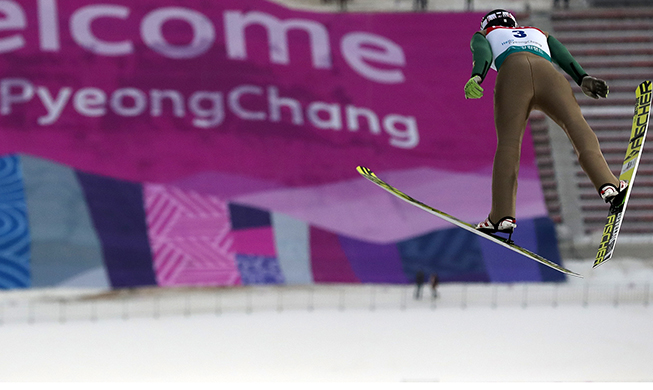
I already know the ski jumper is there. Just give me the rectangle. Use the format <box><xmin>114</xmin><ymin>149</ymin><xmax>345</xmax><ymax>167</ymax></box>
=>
<box><xmin>469</xmin><ymin>26</ymin><xmax>619</xmax><ymax>222</ymax></box>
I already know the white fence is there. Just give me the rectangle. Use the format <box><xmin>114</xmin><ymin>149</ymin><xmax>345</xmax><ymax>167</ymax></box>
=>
<box><xmin>0</xmin><ymin>281</ymin><xmax>651</xmax><ymax>325</ymax></box>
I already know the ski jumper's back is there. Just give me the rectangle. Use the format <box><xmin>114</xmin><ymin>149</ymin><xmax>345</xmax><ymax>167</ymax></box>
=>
<box><xmin>484</xmin><ymin>26</ymin><xmax>551</xmax><ymax>70</ymax></box>
<box><xmin>472</xmin><ymin>26</ymin><xmax>618</xmax><ymax>222</ymax></box>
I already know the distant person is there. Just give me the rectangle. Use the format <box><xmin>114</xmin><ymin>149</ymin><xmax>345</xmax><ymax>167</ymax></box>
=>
<box><xmin>429</xmin><ymin>273</ymin><xmax>439</xmax><ymax>298</ymax></box>
<box><xmin>414</xmin><ymin>270</ymin><xmax>425</xmax><ymax>300</ymax></box>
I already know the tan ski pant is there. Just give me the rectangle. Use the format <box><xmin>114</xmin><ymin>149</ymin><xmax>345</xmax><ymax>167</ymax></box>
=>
<box><xmin>489</xmin><ymin>51</ymin><xmax>618</xmax><ymax>222</ymax></box>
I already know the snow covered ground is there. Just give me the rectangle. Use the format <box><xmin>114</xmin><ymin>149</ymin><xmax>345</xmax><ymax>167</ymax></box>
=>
<box><xmin>3</xmin><ymin>305</ymin><xmax>653</xmax><ymax>383</ymax></box>
<box><xmin>1</xmin><ymin>259</ymin><xmax>653</xmax><ymax>383</ymax></box>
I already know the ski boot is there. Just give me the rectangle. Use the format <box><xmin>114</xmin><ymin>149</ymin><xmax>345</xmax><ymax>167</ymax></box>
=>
<box><xmin>476</xmin><ymin>216</ymin><xmax>517</xmax><ymax>243</ymax></box>
<box><xmin>599</xmin><ymin>180</ymin><xmax>628</xmax><ymax>212</ymax></box>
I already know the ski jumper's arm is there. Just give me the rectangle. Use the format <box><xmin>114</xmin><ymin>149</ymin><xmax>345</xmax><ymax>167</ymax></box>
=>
<box><xmin>469</xmin><ymin>32</ymin><xmax>493</xmax><ymax>82</ymax></box>
<box><xmin>547</xmin><ymin>34</ymin><xmax>587</xmax><ymax>86</ymax></box>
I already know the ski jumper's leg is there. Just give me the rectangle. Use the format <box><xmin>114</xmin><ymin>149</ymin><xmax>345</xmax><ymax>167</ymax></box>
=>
<box><xmin>490</xmin><ymin>52</ymin><xmax>534</xmax><ymax>222</ymax></box>
<box><xmin>530</xmin><ymin>56</ymin><xmax>619</xmax><ymax>192</ymax></box>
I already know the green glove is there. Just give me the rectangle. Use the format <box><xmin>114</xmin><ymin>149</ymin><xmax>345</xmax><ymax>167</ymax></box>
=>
<box><xmin>464</xmin><ymin>76</ymin><xmax>483</xmax><ymax>99</ymax></box>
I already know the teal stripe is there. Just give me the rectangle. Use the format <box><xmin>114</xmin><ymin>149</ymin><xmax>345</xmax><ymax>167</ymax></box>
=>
<box><xmin>21</xmin><ymin>155</ymin><xmax>109</xmax><ymax>288</ymax></box>
<box><xmin>495</xmin><ymin>46</ymin><xmax>552</xmax><ymax>70</ymax></box>
<box><xmin>271</xmin><ymin>212</ymin><xmax>313</xmax><ymax>285</ymax></box>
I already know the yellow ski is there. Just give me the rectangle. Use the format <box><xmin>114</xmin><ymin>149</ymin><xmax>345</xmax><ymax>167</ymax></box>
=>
<box><xmin>594</xmin><ymin>80</ymin><xmax>652</xmax><ymax>268</ymax></box>
<box><xmin>357</xmin><ymin>166</ymin><xmax>582</xmax><ymax>278</ymax></box>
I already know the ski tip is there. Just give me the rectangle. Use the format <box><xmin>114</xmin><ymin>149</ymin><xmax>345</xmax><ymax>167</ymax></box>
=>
<box><xmin>356</xmin><ymin>166</ymin><xmax>375</xmax><ymax>177</ymax></box>
<box><xmin>592</xmin><ymin>260</ymin><xmax>607</xmax><ymax>269</ymax></box>
<box><xmin>569</xmin><ymin>271</ymin><xmax>584</xmax><ymax>279</ymax></box>
<box><xmin>593</xmin><ymin>252</ymin><xmax>612</xmax><ymax>269</ymax></box>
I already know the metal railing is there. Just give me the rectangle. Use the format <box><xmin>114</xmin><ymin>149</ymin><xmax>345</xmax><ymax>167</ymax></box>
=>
<box><xmin>0</xmin><ymin>281</ymin><xmax>651</xmax><ymax>325</ymax></box>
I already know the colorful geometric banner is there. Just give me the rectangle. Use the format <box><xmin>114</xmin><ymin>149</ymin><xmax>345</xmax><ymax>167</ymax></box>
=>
<box><xmin>0</xmin><ymin>1</ymin><xmax>565</xmax><ymax>289</ymax></box>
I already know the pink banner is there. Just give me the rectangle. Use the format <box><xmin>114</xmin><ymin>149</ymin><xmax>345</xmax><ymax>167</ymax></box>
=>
<box><xmin>0</xmin><ymin>0</ymin><xmax>547</xmax><ymax>246</ymax></box>
<box><xmin>0</xmin><ymin>0</ymin><xmax>536</xmax><ymax>183</ymax></box>
<box><xmin>0</xmin><ymin>1</ymin><xmax>561</xmax><ymax>288</ymax></box>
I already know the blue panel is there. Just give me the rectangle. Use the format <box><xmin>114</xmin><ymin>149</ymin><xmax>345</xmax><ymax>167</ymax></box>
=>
<box><xmin>77</xmin><ymin>172</ymin><xmax>156</xmax><ymax>288</ymax></box>
<box><xmin>535</xmin><ymin>217</ymin><xmax>566</xmax><ymax>282</ymax></box>
<box><xmin>480</xmin><ymin>218</ymin><xmax>542</xmax><ymax>282</ymax></box>
<box><xmin>236</xmin><ymin>254</ymin><xmax>285</xmax><ymax>285</ymax></box>
<box><xmin>397</xmin><ymin>227</ymin><xmax>489</xmax><ymax>283</ymax></box>
<box><xmin>0</xmin><ymin>155</ymin><xmax>30</xmax><ymax>289</ymax></box>
<box><xmin>229</xmin><ymin>203</ymin><xmax>271</xmax><ymax>230</ymax></box>
<box><xmin>339</xmin><ymin>236</ymin><xmax>410</xmax><ymax>284</ymax></box>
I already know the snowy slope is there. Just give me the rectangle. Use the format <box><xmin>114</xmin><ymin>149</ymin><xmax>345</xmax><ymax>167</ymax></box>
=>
<box><xmin>1</xmin><ymin>258</ymin><xmax>652</xmax><ymax>382</ymax></box>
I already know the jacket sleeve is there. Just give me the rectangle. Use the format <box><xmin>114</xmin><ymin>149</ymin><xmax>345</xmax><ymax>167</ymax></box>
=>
<box><xmin>470</xmin><ymin>32</ymin><xmax>492</xmax><ymax>82</ymax></box>
<box><xmin>548</xmin><ymin>34</ymin><xmax>588</xmax><ymax>86</ymax></box>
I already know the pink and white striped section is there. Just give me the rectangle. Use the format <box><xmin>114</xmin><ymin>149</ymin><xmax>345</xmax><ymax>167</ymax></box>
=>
<box><xmin>144</xmin><ymin>184</ymin><xmax>241</xmax><ymax>286</ymax></box>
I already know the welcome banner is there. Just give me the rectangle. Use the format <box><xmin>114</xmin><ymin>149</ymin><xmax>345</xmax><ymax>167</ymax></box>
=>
<box><xmin>0</xmin><ymin>0</ymin><xmax>564</xmax><ymax>289</ymax></box>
